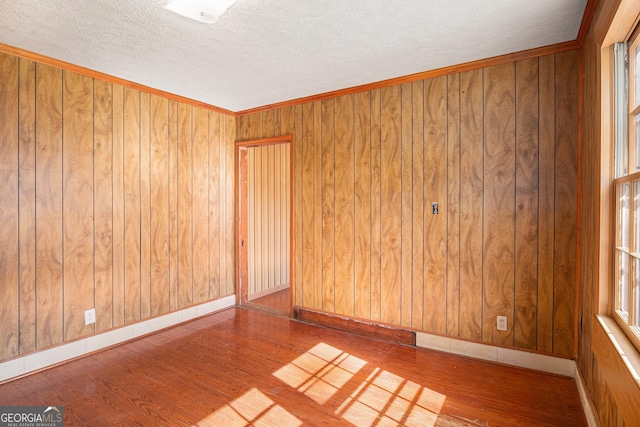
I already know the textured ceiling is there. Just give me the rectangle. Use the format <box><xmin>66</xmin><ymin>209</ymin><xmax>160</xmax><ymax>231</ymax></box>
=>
<box><xmin>0</xmin><ymin>0</ymin><xmax>587</xmax><ymax>112</ymax></box>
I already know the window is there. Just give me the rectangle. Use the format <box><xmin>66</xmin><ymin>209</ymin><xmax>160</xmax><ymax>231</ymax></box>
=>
<box><xmin>613</xmin><ymin>23</ymin><xmax>640</xmax><ymax>351</ymax></box>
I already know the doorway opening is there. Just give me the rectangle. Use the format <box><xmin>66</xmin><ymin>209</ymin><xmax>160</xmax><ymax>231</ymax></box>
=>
<box><xmin>236</xmin><ymin>136</ymin><xmax>293</xmax><ymax>316</ymax></box>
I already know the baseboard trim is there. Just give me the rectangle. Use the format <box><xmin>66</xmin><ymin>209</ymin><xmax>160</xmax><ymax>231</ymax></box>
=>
<box><xmin>248</xmin><ymin>283</ymin><xmax>289</xmax><ymax>301</ymax></box>
<box><xmin>293</xmin><ymin>307</ymin><xmax>416</xmax><ymax>346</ymax></box>
<box><xmin>416</xmin><ymin>331</ymin><xmax>575</xmax><ymax>377</ymax></box>
<box><xmin>0</xmin><ymin>295</ymin><xmax>236</xmax><ymax>383</ymax></box>
<box><xmin>575</xmin><ymin>364</ymin><xmax>599</xmax><ymax>427</ymax></box>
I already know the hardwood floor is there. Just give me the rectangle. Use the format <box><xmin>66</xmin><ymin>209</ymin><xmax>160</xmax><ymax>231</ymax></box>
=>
<box><xmin>0</xmin><ymin>307</ymin><xmax>586</xmax><ymax>426</ymax></box>
<box><xmin>246</xmin><ymin>288</ymin><xmax>291</xmax><ymax>315</ymax></box>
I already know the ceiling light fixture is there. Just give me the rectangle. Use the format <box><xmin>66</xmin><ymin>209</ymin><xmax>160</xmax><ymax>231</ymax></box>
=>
<box><xmin>165</xmin><ymin>0</ymin><xmax>237</xmax><ymax>24</ymax></box>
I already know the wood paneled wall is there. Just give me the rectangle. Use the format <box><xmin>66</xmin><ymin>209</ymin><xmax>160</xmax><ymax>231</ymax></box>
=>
<box><xmin>246</xmin><ymin>143</ymin><xmax>291</xmax><ymax>295</ymax></box>
<box><xmin>237</xmin><ymin>51</ymin><xmax>579</xmax><ymax>356</ymax></box>
<box><xmin>0</xmin><ymin>51</ymin><xmax>236</xmax><ymax>362</ymax></box>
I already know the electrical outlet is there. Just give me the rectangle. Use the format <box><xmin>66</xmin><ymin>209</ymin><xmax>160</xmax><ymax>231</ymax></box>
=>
<box><xmin>432</xmin><ymin>202</ymin><xmax>439</xmax><ymax>215</ymax></box>
<box><xmin>85</xmin><ymin>308</ymin><xmax>96</xmax><ymax>325</ymax></box>
<box><xmin>497</xmin><ymin>316</ymin><xmax>507</xmax><ymax>331</ymax></box>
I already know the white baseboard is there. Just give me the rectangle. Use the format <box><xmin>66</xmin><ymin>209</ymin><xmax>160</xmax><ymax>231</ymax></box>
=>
<box><xmin>0</xmin><ymin>295</ymin><xmax>236</xmax><ymax>383</ymax></box>
<box><xmin>575</xmin><ymin>364</ymin><xmax>599</xmax><ymax>427</ymax></box>
<box><xmin>248</xmin><ymin>283</ymin><xmax>289</xmax><ymax>301</ymax></box>
<box><xmin>416</xmin><ymin>331</ymin><xmax>575</xmax><ymax>376</ymax></box>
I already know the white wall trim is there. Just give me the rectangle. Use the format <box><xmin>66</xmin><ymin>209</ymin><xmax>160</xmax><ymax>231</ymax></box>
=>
<box><xmin>416</xmin><ymin>331</ymin><xmax>575</xmax><ymax>376</ymax></box>
<box><xmin>575</xmin><ymin>364</ymin><xmax>599</xmax><ymax>427</ymax></box>
<box><xmin>248</xmin><ymin>283</ymin><xmax>289</xmax><ymax>301</ymax></box>
<box><xmin>0</xmin><ymin>295</ymin><xmax>236</xmax><ymax>383</ymax></box>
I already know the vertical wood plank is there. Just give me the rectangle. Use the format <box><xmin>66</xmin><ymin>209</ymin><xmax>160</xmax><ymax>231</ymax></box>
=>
<box><xmin>302</xmin><ymin>102</ymin><xmax>315</xmax><ymax>307</ymax></box>
<box><xmin>281</xmin><ymin>106</ymin><xmax>295</xmax><ymax>288</ymax></box>
<box><xmin>18</xmin><ymin>58</ymin><xmax>37</xmax><ymax>353</ymax></box>
<box><xmin>447</xmin><ymin>74</ymin><xmax>461</xmax><ymax>336</ymax></box>
<box><xmin>313</xmin><ymin>101</ymin><xmax>323</xmax><ymax>310</ymax></box>
<box><xmin>553</xmin><ymin>50</ymin><xmax>578</xmax><ymax>356</ymax></box>
<box><xmin>224</xmin><ymin>115</ymin><xmax>236</xmax><ymax>294</ymax></box>
<box><xmin>209</xmin><ymin>112</ymin><xmax>221</xmax><ymax>299</ymax></box>
<box><xmin>254</xmin><ymin>147</ymin><xmax>263</xmax><ymax>292</ymax></box>
<box><xmin>458</xmin><ymin>69</ymin><xmax>484</xmax><ymax>341</ymax></box>
<box><xmin>514</xmin><ymin>58</ymin><xmax>540</xmax><ymax>350</ymax></box>
<box><xmin>247</xmin><ymin>148</ymin><xmax>255</xmax><ymax>295</ymax></box>
<box><xmin>423</xmin><ymin>76</ymin><xmax>448</xmax><ymax>334</ymax></box>
<box><xmin>334</xmin><ymin>94</ymin><xmax>355</xmax><ymax>316</ymax></box>
<box><xmin>150</xmin><ymin>95</ymin><xmax>170</xmax><ymax>315</ymax></box>
<box><xmin>0</xmin><ymin>52</ymin><xmax>20</xmax><ymax>359</ymax></box>
<box><xmin>177</xmin><ymin>103</ymin><xmax>193</xmax><ymax>307</ymax></box>
<box><xmin>139</xmin><ymin>92</ymin><xmax>151</xmax><ymax>319</ymax></box>
<box><xmin>35</xmin><ymin>63</ymin><xmax>64</xmax><ymax>347</ymax></box>
<box><xmin>321</xmin><ymin>98</ymin><xmax>336</xmax><ymax>312</ymax></box>
<box><xmin>123</xmin><ymin>87</ymin><xmax>141</xmax><ymax>322</ymax></box>
<box><xmin>93</xmin><ymin>79</ymin><xmax>114</xmax><ymax>332</ymax></box>
<box><xmin>370</xmin><ymin>89</ymin><xmax>382</xmax><ymax>322</ymax></box>
<box><xmin>262</xmin><ymin>142</ymin><xmax>269</xmax><ymax>292</ymax></box>
<box><xmin>401</xmin><ymin>83</ymin><xmax>413</xmax><ymax>327</ymax></box>
<box><xmin>482</xmin><ymin>63</ymin><xmax>516</xmax><ymax>346</ymax></box>
<box><xmin>112</xmin><ymin>84</ymin><xmax>125</xmax><ymax>327</ymax></box>
<box><xmin>168</xmin><ymin>100</ymin><xmax>179</xmax><ymax>309</ymax></box>
<box><xmin>354</xmin><ymin>91</ymin><xmax>371</xmax><ymax>320</ymax></box>
<box><xmin>411</xmin><ymin>81</ymin><xmax>425</xmax><ymax>329</ymax></box>
<box><xmin>538</xmin><ymin>55</ymin><xmax>555</xmax><ymax>353</ymax></box>
<box><xmin>62</xmin><ymin>70</ymin><xmax>94</xmax><ymax>340</ymax></box>
<box><xmin>192</xmin><ymin>107</ymin><xmax>210</xmax><ymax>304</ymax></box>
<box><xmin>380</xmin><ymin>85</ymin><xmax>402</xmax><ymax>325</ymax></box>
<box><xmin>267</xmin><ymin>144</ymin><xmax>275</xmax><ymax>290</ymax></box>
<box><xmin>275</xmin><ymin>143</ymin><xmax>282</xmax><ymax>288</ymax></box>
<box><xmin>294</xmin><ymin>104</ymin><xmax>304</xmax><ymax>306</ymax></box>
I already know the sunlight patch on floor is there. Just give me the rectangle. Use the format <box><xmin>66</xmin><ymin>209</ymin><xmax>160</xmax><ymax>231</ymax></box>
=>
<box><xmin>272</xmin><ymin>342</ymin><xmax>367</xmax><ymax>404</ymax></box>
<box><xmin>196</xmin><ymin>387</ymin><xmax>302</xmax><ymax>427</ymax></box>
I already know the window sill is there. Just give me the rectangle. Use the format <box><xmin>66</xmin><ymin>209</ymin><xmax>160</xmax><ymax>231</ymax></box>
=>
<box><xmin>592</xmin><ymin>315</ymin><xmax>640</xmax><ymax>425</ymax></box>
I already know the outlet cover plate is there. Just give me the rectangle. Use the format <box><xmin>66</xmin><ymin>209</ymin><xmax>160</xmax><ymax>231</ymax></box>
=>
<box><xmin>85</xmin><ymin>308</ymin><xmax>96</xmax><ymax>325</ymax></box>
<box><xmin>497</xmin><ymin>315</ymin><xmax>507</xmax><ymax>331</ymax></box>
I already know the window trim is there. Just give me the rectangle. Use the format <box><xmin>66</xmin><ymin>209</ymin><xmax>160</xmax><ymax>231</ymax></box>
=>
<box><xmin>612</xmin><ymin>23</ymin><xmax>640</xmax><ymax>354</ymax></box>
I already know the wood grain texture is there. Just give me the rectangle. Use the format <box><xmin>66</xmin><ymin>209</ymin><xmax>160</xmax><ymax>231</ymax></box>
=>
<box><xmin>334</xmin><ymin>94</ymin><xmax>355</xmax><ymax>316</ymax></box>
<box><xmin>458</xmin><ymin>69</ymin><xmax>484</xmax><ymax>341</ymax></box>
<box><xmin>62</xmin><ymin>70</ymin><xmax>95</xmax><ymax>340</ymax></box>
<box><xmin>482</xmin><ymin>63</ymin><xmax>516</xmax><ymax>346</ymax></box>
<box><xmin>224</xmin><ymin>115</ymin><xmax>236</xmax><ymax>295</ymax></box>
<box><xmin>321</xmin><ymin>98</ymin><xmax>336</xmax><ymax>313</ymax></box>
<box><xmin>18</xmin><ymin>58</ymin><xmax>37</xmax><ymax>353</ymax></box>
<box><xmin>401</xmin><ymin>83</ymin><xmax>413</xmax><ymax>327</ymax></box>
<box><xmin>538</xmin><ymin>55</ymin><xmax>555</xmax><ymax>354</ymax></box>
<box><xmin>150</xmin><ymin>95</ymin><xmax>170</xmax><ymax>315</ymax></box>
<box><xmin>0</xmin><ymin>52</ymin><xmax>20</xmax><ymax>359</ymax></box>
<box><xmin>112</xmin><ymin>84</ymin><xmax>125</xmax><ymax>327</ymax></box>
<box><xmin>370</xmin><ymin>89</ymin><xmax>382</xmax><ymax>322</ymax></box>
<box><xmin>313</xmin><ymin>101</ymin><xmax>323</xmax><ymax>311</ymax></box>
<box><xmin>209</xmin><ymin>111</ymin><xmax>221</xmax><ymax>299</ymax></box>
<box><xmin>192</xmin><ymin>107</ymin><xmax>210</xmax><ymax>304</ymax></box>
<box><xmin>447</xmin><ymin>74</ymin><xmax>461</xmax><ymax>336</ymax></box>
<box><xmin>139</xmin><ymin>92</ymin><xmax>151</xmax><ymax>319</ymax></box>
<box><xmin>514</xmin><ymin>58</ymin><xmax>540</xmax><ymax>350</ymax></box>
<box><xmin>0</xmin><ymin>49</ymin><xmax>237</xmax><ymax>364</ymax></box>
<box><xmin>423</xmin><ymin>76</ymin><xmax>448</xmax><ymax>334</ymax></box>
<box><xmin>294</xmin><ymin>104</ymin><xmax>304</xmax><ymax>307</ymax></box>
<box><xmin>380</xmin><ymin>85</ymin><xmax>402</xmax><ymax>325</ymax></box>
<box><xmin>302</xmin><ymin>102</ymin><xmax>315</xmax><ymax>307</ymax></box>
<box><xmin>177</xmin><ymin>103</ymin><xmax>193</xmax><ymax>308</ymax></box>
<box><xmin>123</xmin><ymin>87</ymin><xmax>141</xmax><ymax>322</ymax></box>
<box><xmin>168</xmin><ymin>100</ymin><xmax>179</xmax><ymax>309</ymax></box>
<box><xmin>411</xmin><ymin>81</ymin><xmax>425</xmax><ymax>329</ymax></box>
<box><xmin>354</xmin><ymin>91</ymin><xmax>372</xmax><ymax>320</ymax></box>
<box><xmin>93</xmin><ymin>79</ymin><xmax>113</xmax><ymax>332</ymax></box>
<box><xmin>553</xmin><ymin>50</ymin><xmax>578</xmax><ymax>357</ymax></box>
